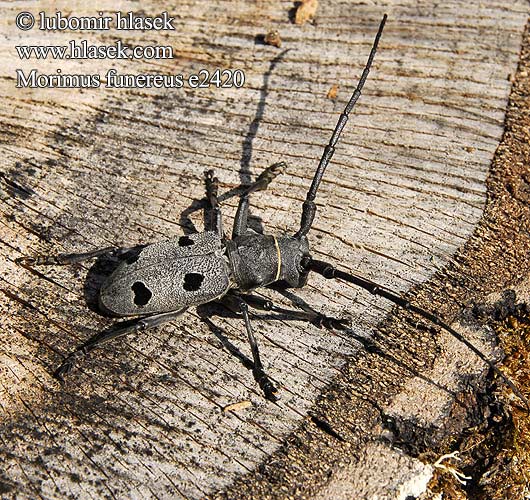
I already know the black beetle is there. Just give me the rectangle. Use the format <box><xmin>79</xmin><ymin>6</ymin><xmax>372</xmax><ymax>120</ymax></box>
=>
<box><xmin>16</xmin><ymin>15</ymin><xmax>526</xmax><ymax>405</ymax></box>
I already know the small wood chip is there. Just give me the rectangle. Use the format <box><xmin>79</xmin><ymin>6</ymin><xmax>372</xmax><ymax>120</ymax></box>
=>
<box><xmin>223</xmin><ymin>400</ymin><xmax>253</xmax><ymax>413</ymax></box>
<box><xmin>264</xmin><ymin>30</ymin><xmax>282</xmax><ymax>48</ymax></box>
<box><xmin>327</xmin><ymin>84</ymin><xmax>339</xmax><ymax>99</ymax></box>
<box><xmin>294</xmin><ymin>0</ymin><xmax>318</xmax><ymax>25</ymax></box>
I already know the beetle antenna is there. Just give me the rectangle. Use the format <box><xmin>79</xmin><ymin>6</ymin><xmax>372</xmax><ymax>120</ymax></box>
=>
<box><xmin>294</xmin><ymin>14</ymin><xmax>387</xmax><ymax>239</ymax></box>
<box><xmin>306</xmin><ymin>258</ymin><xmax>530</xmax><ymax>410</ymax></box>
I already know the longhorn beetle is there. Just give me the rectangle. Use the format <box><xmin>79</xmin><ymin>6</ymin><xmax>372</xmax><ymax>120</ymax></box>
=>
<box><xmin>17</xmin><ymin>15</ymin><xmax>527</xmax><ymax>406</ymax></box>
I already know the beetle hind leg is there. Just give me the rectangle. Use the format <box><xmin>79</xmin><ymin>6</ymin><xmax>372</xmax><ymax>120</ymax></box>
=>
<box><xmin>54</xmin><ymin>308</ymin><xmax>187</xmax><ymax>380</ymax></box>
<box><xmin>16</xmin><ymin>245</ymin><xmax>143</xmax><ymax>266</ymax></box>
<box><xmin>205</xmin><ymin>169</ymin><xmax>223</xmax><ymax>237</ymax></box>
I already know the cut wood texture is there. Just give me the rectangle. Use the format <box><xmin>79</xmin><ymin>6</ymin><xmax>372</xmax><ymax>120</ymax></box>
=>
<box><xmin>1</xmin><ymin>1</ymin><xmax>528</xmax><ymax>498</ymax></box>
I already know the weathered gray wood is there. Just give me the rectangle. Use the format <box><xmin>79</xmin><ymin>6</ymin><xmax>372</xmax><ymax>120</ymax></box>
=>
<box><xmin>1</xmin><ymin>1</ymin><xmax>528</xmax><ymax>498</ymax></box>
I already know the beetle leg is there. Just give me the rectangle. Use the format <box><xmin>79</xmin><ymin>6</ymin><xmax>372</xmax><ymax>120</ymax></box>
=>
<box><xmin>54</xmin><ymin>308</ymin><xmax>187</xmax><ymax>380</ymax></box>
<box><xmin>16</xmin><ymin>245</ymin><xmax>143</xmax><ymax>266</ymax></box>
<box><xmin>205</xmin><ymin>169</ymin><xmax>223</xmax><ymax>237</ymax></box>
<box><xmin>240</xmin><ymin>300</ymin><xmax>279</xmax><ymax>401</ymax></box>
<box><xmin>244</xmin><ymin>161</ymin><xmax>286</xmax><ymax>196</ymax></box>
<box><xmin>222</xmin><ymin>293</ymin><xmax>279</xmax><ymax>401</ymax></box>
<box><xmin>240</xmin><ymin>293</ymin><xmax>350</xmax><ymax>330</ymax></box>
<box><xmin>231</xmin><ymin>162</ymin><xmax>285</xmax><ymax>238</ymax></box>
<box><xmin>232</xmin><ymin>194</ymin><xmax>250</xmax><ymax>238</ymax></box>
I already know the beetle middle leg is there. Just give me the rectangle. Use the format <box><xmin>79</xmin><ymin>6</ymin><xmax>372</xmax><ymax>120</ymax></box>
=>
<box><xmin>221</xmin><ymin>292</ymin><xmax>279</xmax><ymax>401</ymax></box>
<box><xmin>239</xmin><ymin>293</ymin><xmax>350</xmax><ymax>330</ymax></box>
<box><xmin>54</xmin><ymin>308</ymin><xmax>187</xmax><ymax>380</ymax></box>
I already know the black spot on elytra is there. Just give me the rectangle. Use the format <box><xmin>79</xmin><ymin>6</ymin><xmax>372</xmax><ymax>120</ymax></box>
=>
<box><xmin>178</xmin><ymin>235</ymin><xmax>194</xmax><ymax>247</ymax></box>
<box><xmin>183</xmin><ymin>273</ymin><xmax>204</xmax><ymax>291</ymax></box>
<box><xmin>132</xmin><ymin>281</ymin><xmax>152</xmax><ymax>306</ymax></box>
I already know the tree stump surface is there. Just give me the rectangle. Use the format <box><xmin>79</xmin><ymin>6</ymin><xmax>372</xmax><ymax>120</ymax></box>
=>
<box><xmin>1</xmin><ymin>1</ymin><xmax>528</xmax><ymax>498</ymax></box>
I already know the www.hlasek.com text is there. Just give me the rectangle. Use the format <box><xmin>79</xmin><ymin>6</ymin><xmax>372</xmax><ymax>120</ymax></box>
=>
<box><xmin>16</xmin><ymin>68</ymin><xmax>245</xmax><ymax>89</ymax></box>
<box><xmin>16</xmin><ymin>40</ymin><xmax>173</xmax><ymax>61</ymax></box>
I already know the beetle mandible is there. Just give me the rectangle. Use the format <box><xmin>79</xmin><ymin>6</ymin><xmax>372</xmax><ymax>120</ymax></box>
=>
<box><xmin>17</xmin><ymin>15</ymin><xmax>526</xmax><ymax>405</ymax></box>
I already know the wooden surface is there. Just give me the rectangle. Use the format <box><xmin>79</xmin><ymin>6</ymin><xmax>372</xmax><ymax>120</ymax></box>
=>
<box><xmin>1</xmin><ymin>1</ymin><xmax>528</xmax><ymax>498</ymax></box>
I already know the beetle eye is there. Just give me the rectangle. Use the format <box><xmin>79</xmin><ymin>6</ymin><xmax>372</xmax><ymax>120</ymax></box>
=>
<box><xmin>300</xmin><ymin>255</ymin><xmax>312</xmax><ymax>271</ymax></box>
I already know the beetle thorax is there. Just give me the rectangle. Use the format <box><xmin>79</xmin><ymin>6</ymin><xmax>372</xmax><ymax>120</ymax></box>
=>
<box><xmin>226</xmin><ymin>235</ymin><xmax>310</xmax><ymax>291</ymax></box>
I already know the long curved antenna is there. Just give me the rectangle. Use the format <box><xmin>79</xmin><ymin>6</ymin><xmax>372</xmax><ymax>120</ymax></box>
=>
<box><xmin>306</xmin><ymin>257</ymin><xmax>529</xmax><ymax>410</ymax></box>
<box><xmin>294</xmin><ymin>14</ymin><xmax>387</xmax><ymax>239</ymax></box>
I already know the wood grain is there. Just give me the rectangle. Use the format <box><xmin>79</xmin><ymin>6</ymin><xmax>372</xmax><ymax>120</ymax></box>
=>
<box><xmin>1</xmin><ymin>1</ymin><xmax>528</xmax><ymax>498</ymax></box>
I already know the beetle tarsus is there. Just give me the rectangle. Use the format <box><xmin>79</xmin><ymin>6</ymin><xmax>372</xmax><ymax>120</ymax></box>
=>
<box><xmin>54</xmin><ymin>354</ymin><xmax>78</xmax><ymax>380</ymax></box>
<box><xmin>254</xmin><ymin>161</ymin><xmax>286</xmax><ymax>191</ymax></box>
<box><xmin>16</xmin><ymin>255</ymin><xmax>57</xmax><ymax>265</ymax></box>
<box><xmin>239</xmin><ymin>292</ymin><xmax>349</xmax><ymax>331</ymax></box>
<box><xmin>205</xmin><ymin>169</ymin><xmax>219</xmax><ymax>198</ymax></box>
<box><xmin>313</xmin><ymin>315</ymin><xmax>350</xmax><ymax>331</ymax></box>
<box><xmin>15</xmin><ymin>256</ymin><xmax>37</xmax><ymax>265</ymax></box>
<box><xmin>230</xmin><ymin>162</ymin><xmax>287</xmax><ymax>239</ymax></box>
<box><xmin>254</xmin><ymin>368</ymin><xmax>280</xmax><ymax>402</ymax></box>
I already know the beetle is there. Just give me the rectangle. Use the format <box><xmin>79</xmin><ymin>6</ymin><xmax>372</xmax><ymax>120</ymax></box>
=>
<box><xmin>16</xmin><ymin>15</ymin><xmax>526</xmax><ymax>405</ymax></box>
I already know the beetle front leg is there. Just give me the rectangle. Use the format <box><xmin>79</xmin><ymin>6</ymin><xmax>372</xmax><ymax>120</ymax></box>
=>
<box><xmin>16</xmin><ymin>245</ymin><xmax>144</xmax><ymax>266</ymax></box>
<box><xmin>54</xmin><ymin>308</ymin><xmax>187</xmax><ymax>380</ymax></box>
<box><xmin>232</xmin><ymin>162</ymin><xmax>285</xmax><ymax>238</ymax></box>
